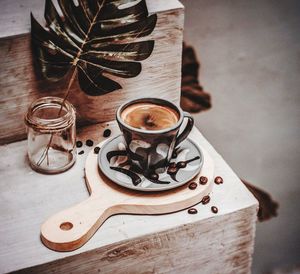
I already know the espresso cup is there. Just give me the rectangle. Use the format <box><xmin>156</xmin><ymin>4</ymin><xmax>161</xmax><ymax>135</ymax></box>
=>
<box><xmin>116</xmin><ymin>98</ymin><xmax>194</xmax><ymax>174</ymax></box>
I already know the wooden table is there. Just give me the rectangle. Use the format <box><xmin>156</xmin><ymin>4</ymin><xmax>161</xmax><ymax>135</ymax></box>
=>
<box><xmin>0</xmin><ymin>121</ymin><xmax>258</xmax><ymax>273</ymax></box>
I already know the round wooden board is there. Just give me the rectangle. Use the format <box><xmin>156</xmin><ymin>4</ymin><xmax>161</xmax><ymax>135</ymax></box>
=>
<box><xmin>41</xmin><ymin>138</ymin><xmax>214</xmax><ymax>252</ymax></box>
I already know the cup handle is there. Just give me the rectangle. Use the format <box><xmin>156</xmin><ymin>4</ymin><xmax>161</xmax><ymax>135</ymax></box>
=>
<box><xmin>175</xmin><ymin>112</ymin><xmax>194</xmax><ymax>147</ymax></box>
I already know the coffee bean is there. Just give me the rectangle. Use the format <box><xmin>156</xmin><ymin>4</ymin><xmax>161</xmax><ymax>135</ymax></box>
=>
<box><xmin>103</xmin><ymin>129</ymin><xmax>111</xmax><ymax>138</ymax></box>
<box><xmin>211</xmin><ymin>206</ymin><xmax>218</xmax><ymax>214</ymax></box>
<box><xmin>214</xmin><ymin>176</ymin><xmax>223</xmax><ymax>185</ymax></box>
<box><xmin>188</xmin><ymin>182</ymin><xmax>197</xmax><ymax>190</ymax></box>
<box><xmin>94</xmin><ymin>147</ymin><xmax>100</xmax><ymax>154</ymax></box>
<box><xmin>188</xmin><ymin>208</ymin><xmax>198</xmax><ymax>214</ymax></box>
<box><xmin>169</xmin><ymin>162</ymin><xmax>176</xmax><ymax>168</ymax></box>
<box><xmin>78</xmin><ymin>150</ymin><xmax>84</xmax><ymax>155</ymax></box>
<box><xmin>149</xmin><ymin>173</ymin><xmax>159</xmax><ymax>180</ymax></box>
<box><xmin>177</xmin><ymin>161</ymin><xmax>187</xmax><ymax>168</ymax></box>
<box><xmin>76</xmin><ymin>141</ymin><xmax>83</xmax><ymax>148</ymax></box>
<box><xmin>86</xmin><ymin>139</ymin><xmax>94</xmax><ymax>147</ymax></box>
<box><xmin>62</xmin><ymin>132</ymin><xmax>68</xmax><ymax>140</ymax></box>
<box><xmin>201</xmin><ymin>195</ymin><xmax>210</xmax><ymax>205</ymax></box>
<box><xmin>167</xmin><ymin>167</ymin><xmax>177</xmax><ymax>174</ymax></box>
<box><xmin>199</xmin><ymin>176</ymin><xmax>208</xmax><ymax>185</ymax></box>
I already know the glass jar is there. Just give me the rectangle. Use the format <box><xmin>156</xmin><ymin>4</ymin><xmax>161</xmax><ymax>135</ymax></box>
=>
<box><xmin>25</xmin><ymin>96</ymin><xmax>76</xmax><ymax>174</ymax></box>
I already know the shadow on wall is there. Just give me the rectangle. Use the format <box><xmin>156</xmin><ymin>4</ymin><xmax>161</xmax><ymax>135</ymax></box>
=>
<box><xmin>180</xmin><ymin>0</ymin><xmax>300</xmax><ymax>273</ymax></box>
<box><xmin>180</xmin><ymin>43</ymin><xmax>279</xmax><ymax>222</ymax></box>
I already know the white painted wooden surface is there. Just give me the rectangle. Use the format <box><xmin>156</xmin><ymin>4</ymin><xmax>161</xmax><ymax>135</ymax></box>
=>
<box><xmin>0</xmin><ymin>0</ymin><xmax>184</xmax><ymax>144</ymax></box>
<box><xmin>0</xmin><ymin>122</ymin><xmax>258</xmax><ymax>273</ymax></box>
<box><xmin>0</xmin><ymin>0</ymin><xmax>184</xmax><ymax>38</ymax></box>
<box><xmin>22</xmin><ymin>207</ymin><xmax>257</xmax><ymax>274</ymax></box>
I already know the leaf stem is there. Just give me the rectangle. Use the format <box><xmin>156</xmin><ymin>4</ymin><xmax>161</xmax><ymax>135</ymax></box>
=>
<box><xmin>36</xmin><ymin>2</ymin><xmax>142</xmax><ymax>168</ymax></box>
<box><xmin>36</xmin><ymin>67</ymin><xmax>77</xmax><ymax>167</ymax></box>
<box><xmin>35</xmin><ymin>4</ymin><xmax>103</xmax><ymax>168</ymax></box>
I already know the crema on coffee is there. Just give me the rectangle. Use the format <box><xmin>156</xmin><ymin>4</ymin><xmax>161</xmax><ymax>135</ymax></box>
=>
<box><xmin>121</xmin><ymin>103</ymin><xmax>179</xmax><ymax>130</ymax></box>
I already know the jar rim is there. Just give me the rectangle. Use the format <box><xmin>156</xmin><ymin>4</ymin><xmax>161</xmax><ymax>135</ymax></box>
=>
<box><xmin>25</xmin><ymin>96</ymin><xmax>76</xmax><ymax>131</ymax></box>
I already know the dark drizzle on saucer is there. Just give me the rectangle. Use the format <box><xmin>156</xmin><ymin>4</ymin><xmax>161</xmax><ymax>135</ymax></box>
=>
<box><xmin>107</xmin><ymin>150</ymin><xmax>127</xmax><ymax>162</ymax></box>
<box><xmin>107</xmin><ymin>149</ymin><xmax>200</xmax><ymax>186</ymax></box>
<box><xmin>167</xmin><ymin>156</ymin><xmax>200</xmax><ymax>181</ymax></box>
<box><xmin>110</xmin><ymin>166</ymin><xmax>141</xmax><ymax>186</ymax></box>
<box><xmin>130</xmin><ymin>163</ymin><xmax>170</xmax><ymax>185</ymax></box>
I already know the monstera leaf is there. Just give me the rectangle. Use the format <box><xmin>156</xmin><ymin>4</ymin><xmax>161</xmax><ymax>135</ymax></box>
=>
<box><xmin>31</xmin><ymin>0</ymin><xmax>157</xmax><ymax>96</ymax></box>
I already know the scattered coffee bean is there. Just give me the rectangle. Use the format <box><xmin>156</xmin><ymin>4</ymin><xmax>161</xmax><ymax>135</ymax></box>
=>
<box><xmin>201</xmin><ymin>195</ymin><xmax>210</xmax><ymax>205</ymax></box>
<box><xmin>211</xmin><ymin>206</ymin><xmax>218</xmax><ymax>214</ymax></box>
<box><xmin>62</xmin><ymin>132</ymin><xmax>68</xmax><ymax>140</ymax></box>
<box><xmin>199</xmin><ymin>176</ymin><xmax>208</xmax><ymax>185</ymax></box>
<box><xmin>214</xmin><ymin>176</ymin><xmax>223</xmax><ymax>185</ymax></box>
<box><xmin>78</xmin><ymin>150</ymin><xmax>84</xmax><ymax>155</ymax></box>
<box><xmin>169</xmin><ymin>162</ymin><xmax>176</xmax><ymax>168</ymax></box>
<box><xmin>149</xmin><ymin>173</ymin><xmax>159</xmax><ymax>180</ymax></box>
<box><xmin>103</xmin><ymin>129</ymin><xmax>111</xmax><ymax>138</ymax></box>
<box><xmin>76</xmin><ymin>141</ymin><xmax>83</xmax><ymax>148</ymax></box>
<box><xmin>86</xmin><ymin>139</ymin><xmax>94</xmax><ymax>147</ymax></box>
<box><xmin>188</xmin><ymin>182</ymin><xmax>198</xmax><ymax>190</ymax></box>
<box><xmin>167</xmin><ymin>166</ymin><xmax>177</xmax><ymax>174</ymax></box>
<box><xmin>172</xmin><ymin>151</ymin><xmax>177</xmax><ymax>158</ymax></box>
<box><xmin>94</xmin><ymin>147</ymin><xmax>100</xmax><ymax>154</ymax></box>
<box><xmin>177</xmin><ymin>161</ymin><xmax>187</xmax><ymax>169</ymax></box>
<box><xmin>188</xmin><ymin>208</ymin><xmax>198</xmax><ymax>214</ymax></box>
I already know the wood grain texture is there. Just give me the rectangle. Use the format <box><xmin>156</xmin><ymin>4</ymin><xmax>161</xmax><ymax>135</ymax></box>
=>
<box><xmin>0</xmin><ymin>123</ymin><xmax>258</xmax><ymax>273</ymax></box>
<box><xmin>20</xmin><ymin>206</ymin><xmax>257</xmax><ymax>274</ymax></box>
<box><xmin>0</xmin><ymin>0</ymin><xmax>184</xmax><ymax>145</ymax></box>
<box><xmin>41</xmin><ymin>137</ymin><xmax>214</xmax><ymax>251</ymax></box>
<box><xmin>0</xmin><ymin>0</ymin><xmax>184</xmax><ymax>38</ymax></box>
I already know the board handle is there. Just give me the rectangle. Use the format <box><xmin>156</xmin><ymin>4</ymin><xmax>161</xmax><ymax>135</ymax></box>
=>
<box><xmin>41</xmin><ymin>195</ymin><xmax>116</xmax><ymax>251</ymax></box>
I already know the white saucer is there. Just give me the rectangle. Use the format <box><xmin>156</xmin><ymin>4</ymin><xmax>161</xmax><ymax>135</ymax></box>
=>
<box><xmin>98</xmin><ymin>134</ymin><xmax>204</xmax><ymax>192</ymax></box>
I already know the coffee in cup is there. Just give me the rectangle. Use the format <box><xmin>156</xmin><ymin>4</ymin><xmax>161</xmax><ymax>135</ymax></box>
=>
<box><xmin>120</xmin><ymin>102</ymin><xmax>179</xmax><ymax>131</ymax></box>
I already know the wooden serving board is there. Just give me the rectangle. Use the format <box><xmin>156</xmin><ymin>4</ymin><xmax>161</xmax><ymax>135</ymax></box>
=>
<box><xmin>41</xmin><ymin>139</ymin><xmax>214</xmax><ymax>252</ymax></box>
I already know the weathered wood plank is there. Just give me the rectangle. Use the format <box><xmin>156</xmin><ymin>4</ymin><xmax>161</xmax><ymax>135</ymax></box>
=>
<box><xmin>0</xmin><ymin>123</ymin><xmax>258</xmax><ymax>273</ymax></box>
<box><xmin>0</xmin><ymin>0</ymin><xmax>184</xmax><ymax>144</ymax></box>
<box><xmin>0</xmin><ymin>0</ymin><xmax>184</xmax><ymax>39</ymax></box>
<box><xmin>18</xmin><ymin>206</ymin><xmax>257</xmax><ymax>274</ymax></box>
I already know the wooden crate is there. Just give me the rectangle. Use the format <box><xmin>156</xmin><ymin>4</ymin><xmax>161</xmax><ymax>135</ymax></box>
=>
<box><xmin>0</xmin><ymin>0</ymin><xmax>184</xmax><ymax>144</ymax></box>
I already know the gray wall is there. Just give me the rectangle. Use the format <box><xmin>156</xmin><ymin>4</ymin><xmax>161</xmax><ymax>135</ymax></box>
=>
<box><xmin>180</xmin><ymin>0</ymin><xmax>300</xmax><ymax>273</ymax></box>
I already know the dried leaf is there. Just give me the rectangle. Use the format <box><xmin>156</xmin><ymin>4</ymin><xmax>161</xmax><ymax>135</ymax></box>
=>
<box><xmin>31</xmin><ymin>0</ymin><xmax>157</xmax><ymax>96</ymax></box>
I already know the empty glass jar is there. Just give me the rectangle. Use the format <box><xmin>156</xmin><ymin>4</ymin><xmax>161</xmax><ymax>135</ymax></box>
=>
<box><xmin>25</xmin><ymin>96</ymin><xmax>76</xmax><ymax>174</ymax></box>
